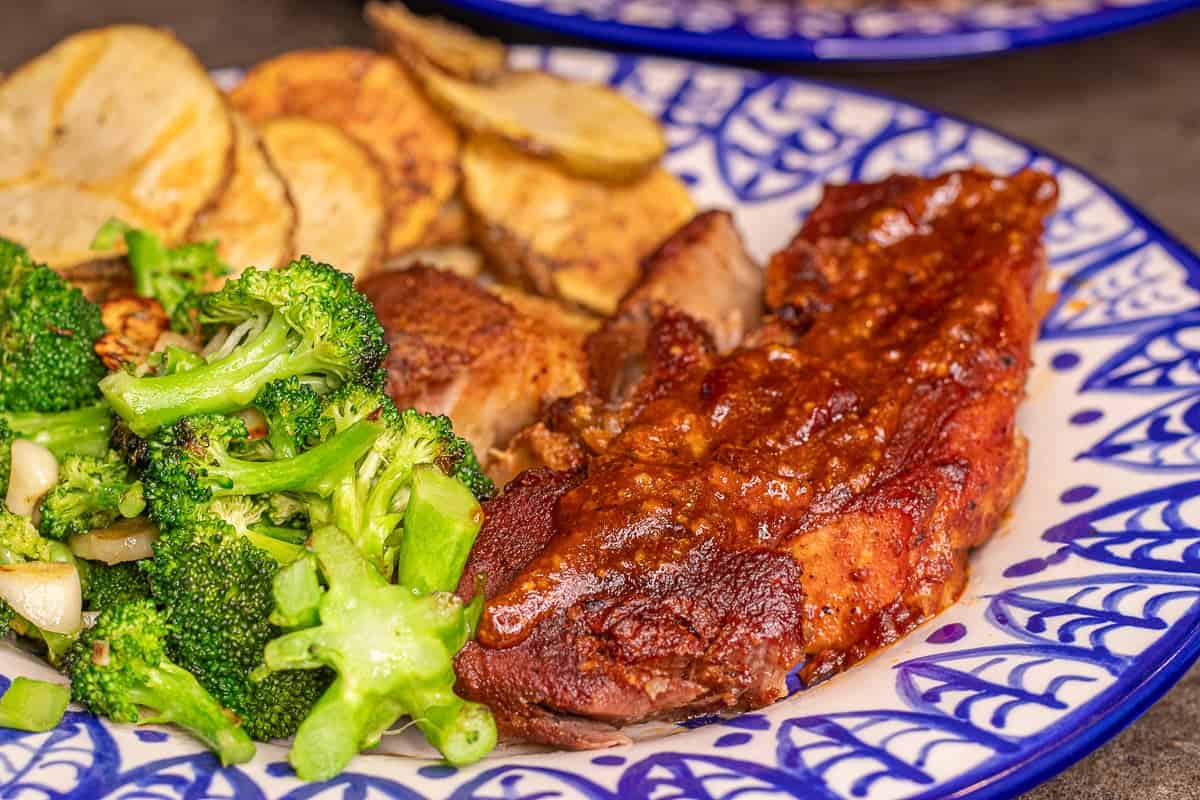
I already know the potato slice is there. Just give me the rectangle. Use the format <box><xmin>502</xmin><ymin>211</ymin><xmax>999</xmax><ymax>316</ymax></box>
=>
<box><xmin>415</xmin><ymin>195</ymin><xmax>472</xmax><ymax>249</ymax></box>
<box><xmin>230</xmin><ymin>49</ymin><xmax>459</xmax><ymax>256</ymax></box>
<box><xmin>416</xmin><ymin>65</ymin><xmax>666</xmax><ymax>183</ymax></box>
<box><xmin>462</xmin><ymin>137</ymin><xmax>694</xmax><ymax>315</ymax></box>
<box><xmin>188</xmin><ymin>112</ymin><xmax>296</xmax><ymax>277</ymax></box>
<box><xmin>386</xmin><ymin>245</ymin><xmax>483</xmax><ymax>280</ymax></box>
<box><xmin>0</xmin><ymin>25</ymin><xmax>233</xmax><ymax>267</ymax></box>
<box><xmin>365</xmin><ymin>1</ymin><xmax>506</xmax><ymax>83</ymax></box>
<box><xmin>258</xmin><ymin>117</ymin><xmax>386</xmax><ymax>279</ymax></box>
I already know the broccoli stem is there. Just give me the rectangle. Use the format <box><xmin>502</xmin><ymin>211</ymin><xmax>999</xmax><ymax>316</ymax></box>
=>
<box><xmin>212</xmin><ymin>420</ymin><xmax>382</xmax><ymax>498</ymax></box>
<box><xmin>395</xmin><ymin>465</ymin><xmax>483</xmax><ymax>594</ymax></box>
<box><xmin>125</xmin><ymin>230</ymin><xmax>170</xmax><ymax>299</ymax></box>
<box><xmin>408</xmin><ymin>688</ymin><xmax>497</xmax><ymax>767</ymax></box>
<box><xmin>243</xmin><ymin>530</ymin><xmax>304</xmax><ymax>566</ymax></box>
<box><xmin>0</xmin><ymin>677</ymin><xmax>70</xmax><ymax>732</ymax></box>
<box><xmin>287</xmin><ymin>678</ymin><xmax>390</xmax><ymax>781</ymax></box>
<box><xmin>100</xmin><ymin>315</ymin><xmax>332</xmax><ymax>435</ymax></box>
<box><xmin>3</xmin><ymin>405</ymin><xmax>112</xmax><ymax>458</ymax></box>
<box><xmin>269</xmin><ymin>555</ymin><xmax>323</xmax><ymax>630</ymax></box>
<box><xmin>127</xmin><ymin>659</ymin><xmax>256</xmax><ymax>766</ymax></box>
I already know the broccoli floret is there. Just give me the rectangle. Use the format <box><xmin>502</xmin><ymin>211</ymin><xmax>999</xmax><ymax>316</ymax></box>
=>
<box><xmin>0</xmin><ymin>509</ymin><xmax>64</xmax><ymax>567</ymax></box>
<box><xmin>318</xmin><ymin>387</ymin><xmax>493</xmax><ymax>574</ymax></box>
<box><xmin>2</xmin><ymin>404</ymin><xmax>114</xmax><ymax>459</ymax></box>
<box><xmin>256</xmin><ymin>526</ymin><xmax>495</xmax><ymax>780</ymax></box>
<box><xmin>38</xmin><ymin>452</ymin><xmax>145</xmax><ymax>540</ymax></box>
<box><xmin>69</xmin><ymin>599</ymin><xmax>255</xmax><ymax>765</ymax></box>
<box><xmin>79</xmin><ymin>560</ymin><xmax>152</xmax><ymax>613</ymax></box>
<box><xmin>99</xmin><ymin>258</ymin><xmax>387</xmax><ymax>435</ymax></box>
<box><xmin>93</xmin><ymin>220</ymin><xmax>229</xmax><ymax>333</ymax></box>
<box><xmin>142</xmin><ymin>510</ymin><xmax>328</xmax><ymax>741</ymax></box>
<box><xmin>141</xmin><ymin>413</ymin><xmax>382</xmax><ymax>532</ymax></box>
<box><xmin>252</xmin><ymin>377</ymin><xmax>323</xmax><ymax>460</ymax></box>
<box><xmin>0</xmin><ymin>419</ymin><xmax>10</xmax><ymax>497</ymax></box>
<box><xmin>265</xmin><ymin>493</ymin><xmax>310</xmax><ymax>529</ymax></box>
<box><xmin>0</xmin><ymin>239</ymin><xmax>107</xmax><ymax>413</ymax></box>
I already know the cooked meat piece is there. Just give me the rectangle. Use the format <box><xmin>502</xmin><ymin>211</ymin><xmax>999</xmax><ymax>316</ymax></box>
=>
<box><xmin>57</xmin><ymin>258</ymin><xmax>134</xmax><ymax>304</ymax></box>
<box><xmin>360</xmin><ymin>267</ymin><xmax>589</xmax><ymax>472</ymax></box>
<box><xmin>455</xmin><ymin>168</ymin><xmax>1058</xmax><ymax>747</ymax></box>
<box><xmin>93</xmin><ymin>295</ymin><xmax>171</xmax><ymax>371</ymax></box>
<box><xmin>588</xmin><ymin>210</ymin><xmax>761</xmax><ymax>404</ymax></box>
<box><xmin>490</xmin><ymin>211</ymin><xmax>760</xmax><ymax>481</ymax></box>
<box><xmin>487</xmin><ymin>285</ymin><xmax>600</xmax><ymax>342</ymax></box>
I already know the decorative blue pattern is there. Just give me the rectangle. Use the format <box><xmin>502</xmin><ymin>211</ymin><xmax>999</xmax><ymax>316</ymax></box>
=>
<box><xmin>6</xmin><ymin>47</ymin><xmax>1200</xmax><ymax>800</ymax></box>
<box><xmin>445</xmin><ymin>0</ymin><xmax>1200</xmax><ymax>62</ymax></box>
<box><xmin>1082</xmin><ymin>391</ymin><xmax>1200</xmax><ymax>470</ymax></box>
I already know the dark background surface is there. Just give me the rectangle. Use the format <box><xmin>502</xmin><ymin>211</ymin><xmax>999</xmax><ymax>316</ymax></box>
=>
<box><xmin>6</xmin><ymin>1</ymin><xmax>1200</xmax><ymax>797</ymax></box>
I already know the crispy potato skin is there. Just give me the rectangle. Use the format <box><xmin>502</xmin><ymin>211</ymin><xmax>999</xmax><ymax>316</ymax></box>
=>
<box><xmin>462</xmin><ymin>137</ymin><xmax>694</xmax><ymax>315</ymax></box>
<box><xmin>229</xmin><ymin>48</ymin><xmax>460</xmax><ymax>257</ymax></box>
<box><xmin>366</xmin><ymin>1</ymin><xmax>507</xmax><ymax>83</ymax></box>
<box><xmin>416</xmin><ymin>65</ymin><xmax>666</xmax><ymax>182</ymax></box>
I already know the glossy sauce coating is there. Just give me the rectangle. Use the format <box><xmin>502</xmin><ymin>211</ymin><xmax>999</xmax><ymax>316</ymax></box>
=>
<box><xmin>457</xmin><ymin>169</ymin><xmax>1058</xmax><ymax>747</ymax></box>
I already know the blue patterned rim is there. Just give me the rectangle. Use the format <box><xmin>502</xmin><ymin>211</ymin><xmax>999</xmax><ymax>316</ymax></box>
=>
<box><xmin>2</xmin><ymin>51</ymin><xmax>1200</xmax><ymax>799</ymax></box>
<box><xmin>444</xmin><ymin>0</ymin><xmax>1199</xmax><ymax>61</ymax></box>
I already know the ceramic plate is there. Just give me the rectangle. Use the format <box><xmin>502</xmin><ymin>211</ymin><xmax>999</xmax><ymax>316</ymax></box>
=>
<box><xmin>446</xmin><ymin>0</ymin><xmax>1199</xmax><ymax>61</ymax></box>
<box><xmin>4</xmin><ymin>47</ymin><xmax>1200</xmax><ymax>800</ymax></box>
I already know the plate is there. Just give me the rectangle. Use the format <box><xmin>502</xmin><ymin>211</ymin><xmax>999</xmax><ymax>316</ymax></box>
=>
<box><xmin>4</xmin><ymin>47</ymin><xmax>1200</xmax><ymax>800</ymax></box>
<box><xmin>445</xmin><ymin>0</ymin><xmax>1199</xmax><ymax>61</ymax></box>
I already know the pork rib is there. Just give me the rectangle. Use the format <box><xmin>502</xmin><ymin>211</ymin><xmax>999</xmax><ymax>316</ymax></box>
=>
<box><xmin>456</xmin><ymin>168</ymin><xmax>1059</xmax><ymax>747</ymax></box>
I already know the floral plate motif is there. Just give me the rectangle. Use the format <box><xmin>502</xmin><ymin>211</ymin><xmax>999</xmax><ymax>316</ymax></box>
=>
<box><xmin>3</xmin><ymin>48</ymin><xmax>1200</xmax><ymax>799</ymax></box>
<box><xmin>446</xmin><ymin>0</ymin><xmax>1199</xmax><ymax>61</ymax></box>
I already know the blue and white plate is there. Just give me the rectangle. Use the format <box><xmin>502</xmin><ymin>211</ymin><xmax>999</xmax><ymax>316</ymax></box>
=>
<box><xmin>5</xmin><ymin>48</ymin><xmax>1200</xmax><ymax>799</ymax></box>
<box><xmin>447</xmin><ymin>0</ymin><xmax>1198</xmax><ymax>61</ymax></box>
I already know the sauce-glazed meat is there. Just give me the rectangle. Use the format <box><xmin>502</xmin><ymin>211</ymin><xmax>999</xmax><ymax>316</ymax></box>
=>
<box><xmin>455</xmin><ymin>168</ymin><xmax>1058</xmax><ymax>747</ymax></box>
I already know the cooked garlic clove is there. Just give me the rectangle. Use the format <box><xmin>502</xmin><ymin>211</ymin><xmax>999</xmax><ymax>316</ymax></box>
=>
<box><xmin>68</xmin><ymin>517</ymin><xmax>159</xmax><ymax>564</ymax></box>
<box><xmin>5</xmin><ymin>440</ymin><xmax>59</xmax><ymax>516</ymax></box>
<box><xmin>0</xmin><ymin>562</ymin><xmax>82</xmax><ymax>634</ymax></box>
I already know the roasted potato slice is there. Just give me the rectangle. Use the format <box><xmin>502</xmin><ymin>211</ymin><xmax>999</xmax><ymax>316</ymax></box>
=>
<box><xmin>258</xmin><ymin>117</ymin><xmax>386</xmax><ymax>279</ymax></box>
<box><xmin>462</xmin><ymin>137</ymin><xmax>694</xmax><ymax>315</ymax></box>
<box><xmin>230</xmin><ymin>49</ymin><xmax>459</xmax><ymax>256</ymax></box>
<box><xmin>366</xmin><ymin>1</ymin><xmax>506</xmax><ymax>83</ymax></box>
<box><xmin>386</xmin><ymin>245</ymin><xmax>484</xmax><ymax>280</ymax></box>
<box><xmin>414</xmin><ymin>195</ymin><xmax>472</xmax><ymax>249</ymax></box>
<box><xmin>0</xmin><ymin>25</ymin><xmax>233</xmax><ymax>267</ymax></box>
<box><xmin>188</xmin><ymin>112</ymin><xmax>296</xmax><ymax>278</ymax></box>
<box><xmin>416</xmin><ymin>65</ymin><xmax>666</xmax><ymax>183</ymax></box>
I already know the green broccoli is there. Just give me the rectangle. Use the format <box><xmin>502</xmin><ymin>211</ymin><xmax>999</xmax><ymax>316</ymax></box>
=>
<box><xmin>251</xmin><ymin>377</ymin><xmax>324</xmax><ymax>460</ymax></box>
<box><xmin>92</xmin><ymin>220</ymin><xmax>229</xmax><ymax>332</ymax></box>
<box><xmin>316</xmin><ymin>386</ymin><xmax>492</xmax><ymax>575</ymax></box>
<box><xmin>2</xmin><ymin>403</ymin><xmax>114</xmax><ymax>458</ymax></box>
<box><xmin>140</xmin><ymin>413</ymin><xmax>381</xmax><ymax>532</ymax></box>
<box><xmin>0</xmin><ymin>418</ymin><xmax>10</xmax><ymax>497</ymax></box>
<box><xmin>38</xmin><ymin>451</ymin><xmax>145</xmax><ymax>540</ymax></box>
<box><xmin>257</xmin><ymin>525</ymin><xmax>496</xmax><ymax>780</ymax></box>
<box><xmin>0</xmin><ymin>239</ymin><xmax>107</xmax><ymax>413</ymax></box>
<box><xmin>142</xmin><ymin>509</ymin><xmax>328</xmax><ymax>741</ymax></box>
<box><xmin>79</xmin><ymin>560</ymin><xmax>152</xmax><ymax>613</ymax></box>
<box><xmin>69</xmin><ymin>599</ymin><xmax>255</xmax><ymax>766</ymax></box>
<box><xmin>99</xmin><ymin>258</ymin><xmax>387</xmax><ymax>435</ymax></box>
<box><xmin>0</xmin><ymin>509</ymin><xmax>69</xmax><ymax>570</ymax></box>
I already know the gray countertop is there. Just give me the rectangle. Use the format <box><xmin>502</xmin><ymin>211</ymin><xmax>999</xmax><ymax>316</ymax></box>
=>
<box><xmin>7</xmin><ymin>1</ymin><xmax>1200</xmax><ymax>796</ymax></box>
